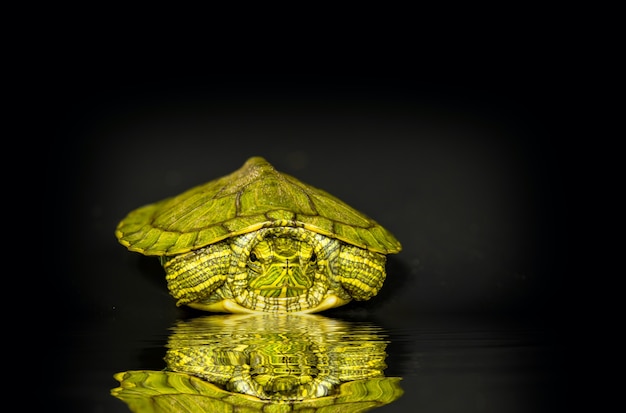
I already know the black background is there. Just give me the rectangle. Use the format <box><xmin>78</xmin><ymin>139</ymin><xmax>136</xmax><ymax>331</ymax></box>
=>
<box><xmin>43</xmin><ymin>73</ymin><xmax>566</xmax><ymax>411</ymax></box>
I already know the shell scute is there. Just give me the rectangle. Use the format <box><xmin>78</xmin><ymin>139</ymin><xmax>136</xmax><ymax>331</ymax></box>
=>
<box><xmin>265</xmin><ymin>209</ymin><xmax>297</xmax><ymax>221</ymax></box>
<box><xmin>297</xmin><ymin>214</ymin><xmax>334</xmax><ymax>234</ymax></box>
<box><xmin>151</xmin><ymin>231</ymin><xmax>185</xmax><ymax>254</ymax></box>
<box><xmin>368</xmin><ymin>225</ymin><xmax>400</xmax><ymax>252</ymax></box>
<box><xmin>332</xmin><ymin>222</ymin><xmax>366</xmax><ymax>249</ymax></box>
<box><xmin>240</xmin><ymin>176</ymin><xmax>316</xmax><ymax>216</ymax></box>
<box><xmin>135</xmin><ymin>227</ymin><xmax>163</xmax><ymax>251</ymax></box>
<box><xmin>168</xmin><ymin>232</ymin><xmax>199</xmax><ymax>254</ymax></box>
<box><xmin>221</xmin><ymin>214</ymin><xmax>266</xmax><ymax>233</ymax></box>
<box><xmin>194</xmin><ymin>227</ymin><xmax>231</xmax><ymax>250</ymax></box>
<box><xmin>155</xmin><ymin>193</ymin><xmax>237</xmax><ymax>232</ymax></box>
<box><xmin>310</xmin><ymin>191</ymin><xmax>375</xmax><ymax>228</ymax></box>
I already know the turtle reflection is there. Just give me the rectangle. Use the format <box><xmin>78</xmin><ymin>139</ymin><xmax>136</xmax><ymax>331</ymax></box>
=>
<box><xmin>112</xmin><ymin>314</ymin><xmax>403</xmax><ymax>412</ymax></box>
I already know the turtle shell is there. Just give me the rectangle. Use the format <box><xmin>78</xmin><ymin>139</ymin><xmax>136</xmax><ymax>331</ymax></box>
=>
<box><xmin>116</xmin><ymin>156</ymin><xmax>401</xmax><ymax>256</ymax></box>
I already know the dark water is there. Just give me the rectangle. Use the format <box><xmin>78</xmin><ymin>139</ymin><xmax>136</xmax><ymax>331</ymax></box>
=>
<box><xmin>47</xmin><ymin>77</ymin><xmax>564</xmax><ymax>412</ymax></box>
<box><xmin>55</xmin><ymin>306</ymin><xmax>559</xmax><ymax>412</ymax></box>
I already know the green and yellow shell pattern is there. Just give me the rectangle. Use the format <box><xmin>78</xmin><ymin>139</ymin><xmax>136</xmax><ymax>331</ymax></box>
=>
<box><xmin>116</xmin><ymin>157</ymin><xmax>401</xmax><ymax>313</ymax></box>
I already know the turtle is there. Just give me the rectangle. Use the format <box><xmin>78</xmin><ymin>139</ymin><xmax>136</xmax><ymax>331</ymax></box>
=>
<box><xmin>115</xmin><ymin>156</ymin><xmax>401</xmax><ymax>313</ymax></box>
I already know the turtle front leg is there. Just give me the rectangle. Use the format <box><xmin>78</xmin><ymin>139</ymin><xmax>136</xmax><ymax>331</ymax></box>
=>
<box><xmin>162</xmin><ymin>240</ymin><xmax>232</xmax><ymax>307</ymax></box>
<box><xmin>335</xmin><ymin>245</ymin><xmax>386</xmax><ymax>301</ymax></box>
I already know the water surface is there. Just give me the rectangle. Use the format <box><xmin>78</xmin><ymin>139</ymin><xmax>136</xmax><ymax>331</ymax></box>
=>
<box><xmin>57</xmin><ymin>311</ymin><xmax>558</xmax><ymax>412</ymax></box>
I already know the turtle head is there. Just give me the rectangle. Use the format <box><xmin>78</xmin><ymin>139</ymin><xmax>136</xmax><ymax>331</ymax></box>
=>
<box><xmin>247</xmin><ymin>236</ymin><xmax>317</xmax><ymax>298</ymax></box>
<box><xmin>223</xmin><ymin>226</ymin><xmax>350</xmax><ymax>313</ymax></box>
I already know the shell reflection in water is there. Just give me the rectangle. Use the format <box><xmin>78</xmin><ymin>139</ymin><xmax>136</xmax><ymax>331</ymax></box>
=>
<box><xmin>112</xmin><ymin>314</ymin><xmax>403</xmax><ymax>412</ymax></box>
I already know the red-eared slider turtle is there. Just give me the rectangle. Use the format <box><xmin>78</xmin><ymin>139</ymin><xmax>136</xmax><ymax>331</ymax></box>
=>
<box><xmin>115</xmin><ymin>156</ymin><xmax>401</xmax><ymax>313</ymax></box>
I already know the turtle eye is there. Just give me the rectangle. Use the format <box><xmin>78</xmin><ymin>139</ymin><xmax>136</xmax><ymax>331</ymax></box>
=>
<box><xmin>250</xmin><ymin>252</ymin><xmax>258</xmax><ymax>262</ymax></box>
<box><xmin>310</xmin><ymin>252</ymin><xmax>317</xmax><ymax>263</ymax></box>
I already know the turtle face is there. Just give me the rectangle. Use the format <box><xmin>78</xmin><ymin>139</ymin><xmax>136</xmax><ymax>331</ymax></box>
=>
<box><xmin>227</xmin><ymin>227</ymin><xmax>349</xmax><ymax>313</ymax></box>
<box><xmin>246</xmin><ymin>237</ymin><xmax>316</xmax><ymax>298</ymax></box>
